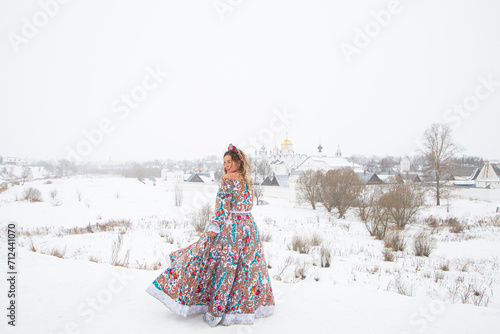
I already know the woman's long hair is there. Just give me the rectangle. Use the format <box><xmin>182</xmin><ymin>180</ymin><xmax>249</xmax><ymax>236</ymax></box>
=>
<box><xmin>222</xmin><ymin>148</ymin><xmax>253</xmax><ymax>191</ymax></box>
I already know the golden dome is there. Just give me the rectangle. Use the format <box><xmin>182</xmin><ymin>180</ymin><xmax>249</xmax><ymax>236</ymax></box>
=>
<box><xmin>281</xmin><ymin>139</ymin><xmax>292</xmax><ymax>146</ymax></box>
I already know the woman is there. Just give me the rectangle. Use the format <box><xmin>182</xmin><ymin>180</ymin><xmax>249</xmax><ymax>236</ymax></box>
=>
<box><xmin>145</xmin><ymin>143</ymin><xmax>275</xmax><ymax>326</ymax></box>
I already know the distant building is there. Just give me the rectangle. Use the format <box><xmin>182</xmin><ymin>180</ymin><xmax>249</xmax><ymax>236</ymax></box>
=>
<box><xmin>254</xmin><ymin>134</ymin><xmax>307</xmax><ymax>175</ymax></box>
<box><xmin>475</xmin><ymin>162</ymin><xmax>500</xmax><ymax>189</ymax></box>
<box><xmin>399</xmin><ymin>157</ymin><xmax>411</xmax><ymax>173</ymax></box>
<box><xmin>3</xmin><ymin>157</ymin><xmax>27</xmax><ymax>166</ymax></box>
<box><xmin>185</xmin><ymin>172</ymin><xmax>215</xmax><ymax>183</ymax></box>
<box><xmin>356</xmin><ymin>172</ymin><xmax>384</xmax><ymax>185</ymax></box>
<box><xmin>297</xmin><ymin>145</ymin><xmax>361</xmax><ymax>173</ymax></box>
<box><xmin>261</xmin><ymin>173</ymin><xmax>289</xmax><ymax>187</ymax></box>
<box><xmin>161</xmin><ymin>170</ymin><xmax>184</xmax><ymax>183</ymax></box>
<box><xmin>254</xmin><ymin>136</ymin><xmax>361</xmax><ymax>187</ymax></box>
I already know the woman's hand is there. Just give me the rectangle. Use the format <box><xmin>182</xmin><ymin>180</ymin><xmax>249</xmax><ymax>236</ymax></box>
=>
<box><xmin>208</xmin><ymin>231</ymin><xmax>217</xmax><ymax>238</ymax></box>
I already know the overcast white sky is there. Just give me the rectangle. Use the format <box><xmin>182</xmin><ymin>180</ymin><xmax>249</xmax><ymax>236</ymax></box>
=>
<box><xmin>1</xmin><ymin>0</ymin><xmax>499</xmax><ymax>163</ymax></box>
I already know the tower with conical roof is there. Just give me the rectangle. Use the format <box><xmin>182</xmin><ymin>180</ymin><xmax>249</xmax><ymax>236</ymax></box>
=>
<box><xmin>335</xmin><ymin>145</ymin><xmax>342</xmax><ymax>157</ymax></box>
<box><xmin>317</xmin><ymin>137</ymin><xmax>324</xmax><ymax>157</ymax></box>
<box><xmin>281</xmin><ymin>132</ymin><xmax>293</xmax><ymax>155</ymax></box>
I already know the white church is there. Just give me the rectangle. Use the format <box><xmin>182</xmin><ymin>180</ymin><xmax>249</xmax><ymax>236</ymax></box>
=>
<box><xmin>253</xmin><ymin>135</ymin><xmax>361</xmax><ymax>186</ymax></box>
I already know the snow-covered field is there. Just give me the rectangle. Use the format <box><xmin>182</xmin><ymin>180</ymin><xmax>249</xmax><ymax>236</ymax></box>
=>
<box><xmin>1</xmin><ymin>175</ymin><xmax>500</xmax><ymax>333</ymax></box>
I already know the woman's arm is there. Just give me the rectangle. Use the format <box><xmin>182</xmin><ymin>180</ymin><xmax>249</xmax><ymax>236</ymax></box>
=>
<box><xmin>205</xmin><ymin>179</ymin><xmax>233</xmax><ymax>235</ymax></box>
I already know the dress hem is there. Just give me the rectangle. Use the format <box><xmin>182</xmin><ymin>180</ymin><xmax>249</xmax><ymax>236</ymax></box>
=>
<box><xmin>145</xmin><ymin>283</ymin><xmax>275</xmax><ymax>326</ymax></box>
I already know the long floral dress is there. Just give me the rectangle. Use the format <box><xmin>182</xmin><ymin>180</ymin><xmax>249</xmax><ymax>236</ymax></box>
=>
<box><xmin>145</xmin><ymin>178</ymin><xmax>275</xmax><ymax>326</ymax></box>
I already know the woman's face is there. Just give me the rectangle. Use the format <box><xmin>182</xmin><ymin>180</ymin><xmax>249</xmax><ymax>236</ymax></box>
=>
<box><xmin>224</xmin><ymin>155</ymin><xmax>241</xmax><ymax>173</ymax></box>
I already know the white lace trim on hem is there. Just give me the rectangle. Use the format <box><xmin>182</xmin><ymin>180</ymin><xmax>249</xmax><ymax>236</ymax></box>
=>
<box><xmin>205</xmin><ymin>222</ymin><xmax>221</xmax><ymax>234</ymax></box>
<box><xmin>146</xmin><ymin>284</ymin><xmax>274</xmax><ymax>326</ymax></box>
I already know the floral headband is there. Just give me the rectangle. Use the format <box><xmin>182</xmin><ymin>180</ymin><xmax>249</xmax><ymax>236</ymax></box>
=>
<box><xmin>228</xmin><ymin>143</ymin><xmax>243</xmax><ymax>161</ymax></box>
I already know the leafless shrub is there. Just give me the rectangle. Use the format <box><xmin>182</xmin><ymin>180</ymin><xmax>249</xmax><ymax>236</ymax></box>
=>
<box><xmin>76</xmin><ymin>189</ymin><xmax>82</xmax><ymax>201</ymax></box>
<box><xmin>413</xmin><ymin>231</ymin><xmax>436</xmax><ymax>257</ymax></box>
<box><xmin>440</xmin><ymin>260</ymin><xmax>450</xmax><ymax>271</ymax></box>
<box><xmin>383</xmin><ymin>248</ymin><xmax>394</xmax><ymax>262</ymax></box>
<box><xmin>434</xmin><ymin>270</ymin><xmax>445</xmax><ymax>282</ymax></box>
<box><xmin>49</xmin><ymin>246</ymin><xmax>66</xmax><ymax>258</ymax></box>
<box><xmin>99</xmin><ymin>219</ymin><xmax>131</xmax><ymax>232</ymax></box>
<box><xmin>491</xmin><ymin>216</ymin><xmax>500</xmax><ymax>227</ymax></box>
<box><xmin>190</xmin><ymin>202</ymin><xmax>211</xmax><ymax>234</ymax></box>
<box><xmin>365</xmin><ymin>205</ymin><xmax>390</xmax><ymax>240</ymax></box>
<box><xmin>448</xmin><ymin>278</ymin><xmax>491</xmax><ymax>307</ymax></box>
<box><xmin>259</xmin><ymin>229</ymin><xmax>272</xmax><ymax>242</ymax></box>
<box><xmin>424</xmin><ymin>215</ymin><xmax>440</xmax><ymax>227</ymax></box>
<box><xmin>266</xmin><ymin>253</ymin><xmax>272</xmax><ymax>269</ymax></box>
<box><xmin>148</xmin><ymin>260</ymin><xmax>162</xmax><ymax>270</ymax></box>
<box><xmin>379</xmin><ymin>183</ymin><xmax>424</xmax><ymax>229</ymax></box>
<box><xmin>23</xmin><ymin>187</ymin><xmax>43</xmax><ymax>202</ymax></box>
<box><xmin>114</xmin><ymin>249</ymin><xmax>130</xmax><ymax>268</ymax></box>
<box><xmin>367</xmin><ymin>264</ymin><xmax>380</xmax><ymax>274</ymax></box>
<box><xmin>356</xmin><ymin>185</ymin><xmax>380</xmax><ymax>222</ymax></box>
<box><xmin>460</xmin><ymin>260</ymin><xmax>472</xmax><ymax>272</ymax></box>
<box><xmin>21</xmin><ymin>166</ymin><xmax>33</xmax><ymax>184</ymax></box>
<box><xmin>296</xmin><ymin>170</ymin><xmax>323</xmax><ymax>210</ymax></box>
<box><xmin>49</xmin><ymin>189</ymin><xmax>62</xmax><ymax>206</ymax></box>
<box><xmin>110</xmin><ymin>234</ymin><xmax>124</xmax><ymax>265</ymax></box>
<box><xmin>253</xmin><ymin>184</ymin><xmax>264</xmax><ymax>205</ymax></box>
<box><xmin>393</xmin><ymin>275</ymin><xmax>413</xmax><ymax>296</ymax></box>
<box><xmin>384</xmin><ymin>229</ymin><xmax>407</xmax><ymax>252</ymax></box>
<box><xmin>174</xmin><ymin>183</ymin><xmax>183</xmax><ymax>206</ymax></box>
<box><xmin>359</xmin><ymin>187</ymin><xmax>390</xmax><ymax>239</ymax></box>
<box><xmin>470</xmin><ymin>285</ymin><xmax>491</xmax><ymax>307</ymax></box>
<box><xmin>448</xmin><ymin>280</ymin><xmax>462</xmax><ymax>303</ymax></box>
<box><xmin>340</xmin><ymin>222</ymin><xmax>351</xmax><ymax>231</ymax></box>
<box><xmin>310</xmin><ymin>232</ymin><xmax>322</xmax><ymax>246</ymax></box>
<box><xmin>162</xmin><ymin>234</ymin><xmax>174</xmax><ymax>244</ymax></box>
<box><xmin>319</xmin><ymin>168</ymin><xmax>363</xmax><ymax>218</ymax></box>
<box><xmin>294</xmin><ymin>260</ymin><xmax>307</xmax><ymax>281</ymax></box>
<box><xmin>44</xmin><ymin>180</ymin><xmax>53</xmax><ymax>184</ymax></box>
<box><xmin>274</xmin><ymin>256</ymin><xmax>295</xmax><ymax>281</ymax></box>
<box><xmin>89</xmin><ymin>256</ymin><xmax>99</xmax><ymax>263</ymax></box>
<box><xmin>289</xmin><ymin>234</ymin><xmax>311</xmax><ymax>254</ymax></box>
<box><xmin>446</xmin><ymin>217</ymin><xmax>466</xmax><ymax>233</ymax></box>
<box><xmin>320</xmin><ymin>246</ymin><xmax>331</xmax><ymax>268</ymax></box>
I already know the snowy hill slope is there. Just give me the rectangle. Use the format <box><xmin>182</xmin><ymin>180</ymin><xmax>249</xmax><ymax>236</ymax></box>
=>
<box><xmin>1</xmin><ymin>246</ymin><xmax>500</xmax><ymax>334</ymax></box>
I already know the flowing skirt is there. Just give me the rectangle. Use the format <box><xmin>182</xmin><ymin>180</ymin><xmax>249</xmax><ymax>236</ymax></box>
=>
<box><xmin>145</xmin><ymin>218</ymin><xmax>275</xmax><ymax>326</ymax></box>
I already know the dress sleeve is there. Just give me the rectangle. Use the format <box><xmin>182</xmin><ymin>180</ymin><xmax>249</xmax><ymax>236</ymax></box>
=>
<box><xmin>205</xmin><ymin>179</ymin><xmax>233</xmax><ymax>234</ymax></box>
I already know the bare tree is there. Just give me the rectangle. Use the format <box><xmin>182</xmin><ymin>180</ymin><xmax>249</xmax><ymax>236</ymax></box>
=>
<box><xmin>356</xmin><ymin>185</ymin><xmax>376</xmax><ymax>222</ymax></box>
<box><xmin>255</xmin><ymin>159</ymin><xmax>272</xmax><ymax>185</ymax></box>
<box><xmin>56</xmin><ymin>159</ymin><xmax>76</xmax><ymax>177</ymax></box>
<box><xmin>358</xmin><ymin>186</ymin><xmax>390</xmax><ymax>239</ymax></box>
<box><xmin>253</xmin><ymin>184</ymin><xmax>264</xmax><ymax>205</ymax></box>
<box><xmin>319</xmin><ymin>168</ymin><xmax>363</xmax><ymax>218</ymax></box>
<box><xmin>296</xmin><ymin>170</ymin><xmax>322</xmax><ymax>209</ymax></box>
<box><xmin>191</xmin><ymin>202</ymin><xmax>212</xmax><ymax>234</ymax></box>
<box><xmin>379</xmin><ymin>183</ymin><xmax>425</xmax><ymax>229</ymax></box>
<box><xmin>174</xmin><ymin>183</ymin><xmax>183</xmax><ymax>206</ymax></box>
<box><xmin>49</xmin><ymin>189</ymin><xmax>62</xmax><ymax>206</ymax></box>
<box><xmin>21</xmin><ymin>166</ymin><xmax>33</xmax><ymax>185</ymax></box>
<box><xmin>422</xmin><ymin>123</ymin><xmax>462</xmax><ymax>205</ymax></box>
